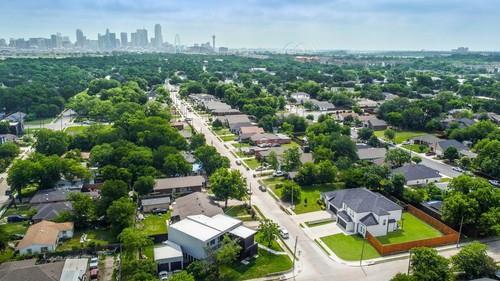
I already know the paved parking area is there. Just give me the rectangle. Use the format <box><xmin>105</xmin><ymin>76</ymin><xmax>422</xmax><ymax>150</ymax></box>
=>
<box><xmin>293</xmin><ymin>210</ymin><xmax>333</xmax><ymax>223</ymax></box>
<box><xmin>307</xmin><ymin>222</ymin><xmax>341</xmax><ymax>239</ymax></box>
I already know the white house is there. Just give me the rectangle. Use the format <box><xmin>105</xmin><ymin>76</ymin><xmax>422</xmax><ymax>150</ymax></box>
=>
<box><xmin>392</xmin><ymin>164</ymin><xmax>442</xmax><ymax>186</ymax></box>
<box><xmin>290</xmin><ymin>92</ymin><xmax>310</xmax><ymax>104</ymax></box>
<box><xmin>16</xmin><ymin>220</ymin><xmax>74</xmax><ymax>255</ymax></box>
<box><xmin>156</xmin><ymin>214</ymin><xmax>258</xmax><ymax>271</ymax></box>
<box><xmin>321</xmin><ymin>188</ymin><xmax>403</xmax><ymax>237</ymax></box>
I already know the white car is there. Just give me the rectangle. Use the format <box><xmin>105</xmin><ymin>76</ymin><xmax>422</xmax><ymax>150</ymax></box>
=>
<box><xmin>89</xmin><ymin>257</ymin><xmax>99</xmax><ymax>269</ymax></box>
<box><xmin>273</xmin><ymin>170</ymin><xmax>285</xmax><ymax>177</ymax></box>
<box><xmin>235</xmin><ymin>159</ymin><xmax>242</xmax><ymax>165</ymax></box>
<box><xmin>452</xmin><ymin>167</ymin><xmax>464</xmax><ymax>172</ymax></box>
<box><xmin>280</xmin><ymin>227</ymin><xmax>289</xmax><ymax>239</ymax></box>
<box><xmin>158</xmin><ymin>271</ymin><xmax>169</xmax><ymax>280</ymax></box>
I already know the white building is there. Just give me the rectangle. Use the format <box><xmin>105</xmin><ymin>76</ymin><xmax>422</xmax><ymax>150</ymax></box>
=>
<box><xmin>16</xmin><ymin>221</ymin><xmax>74</xmax><ymax>255</ymax></box>
<box><xmin>321</xmin><ymin>188</ymin><xmax>402</xmax><ymax>237</ymax></box>
<box><xmin>392</xmin><ymin>164</ymin><xmax>442</xmax><ymax>186</ymax></box>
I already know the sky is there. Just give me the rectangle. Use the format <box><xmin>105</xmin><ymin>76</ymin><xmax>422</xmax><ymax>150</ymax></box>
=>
<box><xmin>0</xmin><ymin>0</ymin><xmax>499</xmax><ymax>51</ymax></box>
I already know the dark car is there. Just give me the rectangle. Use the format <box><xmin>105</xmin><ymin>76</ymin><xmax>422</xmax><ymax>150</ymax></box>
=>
<box><xmin>152</xmin><ymin>208</ymin><xmax>168</xmax><ymax>214</ymax></box>
<box><xmin>259</xmin><ymin>185</ymin><xmax>267</xmax><ymax>192</ymax></box>
<box><xmin>7</xmin><ymin>215</ymin><xmax>27</xmax><ymax>223</ymax></box>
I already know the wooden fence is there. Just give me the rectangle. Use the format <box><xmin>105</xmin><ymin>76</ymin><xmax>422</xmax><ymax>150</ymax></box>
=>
<box><xmin>366</xmin><ymin>205</ymin><xmax>459</xmax><ymax>256</ymax></box>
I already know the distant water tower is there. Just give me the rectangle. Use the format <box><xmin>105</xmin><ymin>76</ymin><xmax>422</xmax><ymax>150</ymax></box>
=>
<box><xmin>212</xmin><ymin>35</ymin><xmax>216</xmax><ymax>51</ymax></box>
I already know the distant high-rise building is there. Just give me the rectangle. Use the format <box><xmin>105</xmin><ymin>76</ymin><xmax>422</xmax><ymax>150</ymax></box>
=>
<box><xmin>98</xmin><ymin>29</ymin><xmax>117</xmax><ymax>50</ymax></box>
<box><xmin>137</xmin><ymin>28</ymin><xmax>149</xmax><ymax>47</ymax></box>
<box><xmin>212</xmin><ymin>35</ymin><xmax>216</xmax><ymax>50</ymax></box>
<box><xmin>120</xmin><ymin>32</ymin><xmax>128</xmax><ymax>47</ymax></box>
<box><xmin>154</xmin><ymin>24</ymin><xmax>163</xmax><ymax>48</ymax></box>
<box><xmin>0</xmin><ymin>39</ymin><xmax>6</xmax><ymax>47</ymax></box>
<box><xmin>76</xmin><ymin>29</ymin><xmax>86</xmax><ymax>47</ymax></box>
<box><xmin>50</xmin><ymin>33</ymin><xmax>63</xmax><ymax>48</ymax></box>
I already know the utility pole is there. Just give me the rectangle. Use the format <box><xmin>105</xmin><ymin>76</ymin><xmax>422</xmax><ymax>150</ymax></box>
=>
<box><xmin>407</xmin><ymin>250</ymin><xmax>412</xmax><ymax>274</ymax></box>
<box><xmin>292</xmin><ymin>236</ymin><xmax>298</xmax><ymax>279</ymax></box>
<box><xmin>249</xmin><ymin>183</ymin><xmax>252</xmax><ymax>208</ymax></box>
<box><xmin>359</xmin><ymin>237</ymin><xmax>366</xmax><ymax>266</ymax></box>
<box><xmin>456</xmin><ymin>214</ymin><xmax>464</xmax><ymax>248</ymax></box>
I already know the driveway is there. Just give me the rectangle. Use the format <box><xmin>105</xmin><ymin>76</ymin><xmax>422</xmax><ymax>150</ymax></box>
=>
<box><xmin>100</xmin><ymin>256</ymin><xmax>114</xmax><ymax>281</ymax></box>
<box><xmin>294</xmin><ymin>210</ymin><xmax>333</xmax><ymax>224</ymax></box>
<box><xmin>307</xmin><ymin>222</ymin><xmax>341</xmax><ymax>239</ymax></box>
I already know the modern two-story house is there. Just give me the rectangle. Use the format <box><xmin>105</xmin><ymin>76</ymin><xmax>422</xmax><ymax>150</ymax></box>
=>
<box><xmin>321</xmin><ymin>188</ymin><xmax>403</xmax><ymax>237</ymax></box>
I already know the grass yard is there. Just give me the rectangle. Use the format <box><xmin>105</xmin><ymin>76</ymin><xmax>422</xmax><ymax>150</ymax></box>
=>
<box><xmin>0</xmin><ymin>221</ymin><xmax>29</xmax><ymax>237</ymax></box>
<box><xmin>234</xmin><ymin>142</ymin><xmax>251</xmax><ymax>149</ymax></box>
<box><xmin>137</xmin><ymin>212</ymin><xmax>171</xmax><ymax>236</ymax></box>
<box><xmin>64</xmin><ymin>126</ymin><xmax>87</xmax><ymax>135</ymax></box>
<box><xmin>244</xmin><ymin>158</ymin><xmax>261</xmax><ymax>169</ymax></box>
<box><xmin>376</xmin><ymin>212</ymin><xmax>442</xmax><ymax>245</ymax></box>
<box><xmin>221</xmin><ymin>134</ymin><xmax>237</xmax><ymax>142</ymax></box>
<box><xmin>267</xmin><ymin>179</ymin><xmax>344</xmax><ymax>214</ymax></box>
<box><xmin>255</xmin><ymin>232</ymin><xmax>283</xmax><ymax>252</ymax></box>
<box><xmin>321</xmin><ymin>233</ymin><xmax>381</xmax><ymax>261</ymax></box>
<box><xmin>374</xmin><ymin>130</ymin><xmax>426</xmax><ymax>144</ymax></box>
<box><xmin>281</xmin><ymin>141</ymin><xmax>300</xmax><ymax>149</ymax></box>
<box><xmin>2</xmin><ymin>204</ymin><xmax>34</xmax><ymax>218</ymax></box>
<box><xmin>402</xmin><ymin>144</ymin><xmax>429</xmax><ymax>153</ymax></box>
<box><xmin>213</xmin><ymin>128</ymin><xmax>232</xmax><ymax>136</ymax></box>
<box><xmin>224</xmin><ymin>205</ymin><xmax>252</xmax><ymax>219</ymax></box>
<box><xmin>58</xmin><ymin>229</ymin><xmax>116</xmax><ymax>251</ymax></box>
<box><xmin>24</xmin><ymin>117</ymin><xmax>54</xmax><ymax>126</ymax></box>
<box><xmin>220</xmin><ymin>249</ymin><xmax>292</xmax><ymax>281</ymax></box>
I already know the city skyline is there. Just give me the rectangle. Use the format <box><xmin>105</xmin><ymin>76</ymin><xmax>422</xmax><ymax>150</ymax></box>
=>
<box><xmin>0</xmin><ymin>0</ymin><xmax>499</xmax><ymax>51</ymax></box>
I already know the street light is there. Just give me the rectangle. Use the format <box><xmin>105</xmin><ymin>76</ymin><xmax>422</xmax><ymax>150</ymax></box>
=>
<box><xmin>456</xmin><ymin>214</ymin><xmax>464</xmax><ymax>248</ymax></box>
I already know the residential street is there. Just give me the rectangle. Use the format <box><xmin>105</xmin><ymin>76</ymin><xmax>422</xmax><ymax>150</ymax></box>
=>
<box><xmin>169</xmin><ymin>87</ymin><xmax>500</xmax><ymax>281</ymax></box>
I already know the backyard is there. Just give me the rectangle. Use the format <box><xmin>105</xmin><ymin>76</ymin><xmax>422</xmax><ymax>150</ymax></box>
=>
<box><xmin>320</xmin><ymin>233</ymin><xmax>381</xmax><ymax>261</ymax></box>
<box><xmin>64</xmin><ymin>126</ymin><xmax>87</xmax><ymax>135</ymax></box>
<box><xmin>374</xmin><ymin>130</ymin><xmax>426</xmax><ymax>144</ymax></box>
<box><xmin>58</xmin><ymin>229</ymin><xmax>116</xmax><ymax>251</ymax></box>
<box><xmin>136</xmin><ymin>212</ymin><xmax>171</xmax><ymax>236</ymax></box>
<box><xmin>244</xmin><ymin>158</ymin><xmax>261</xmax><ymax>169</ymax></box>
<box><xmin>224</xmin><ymin>205</ymin><xmax>253</xmax><ymax>221</ymax></box>
<box><xmin>376</xmin><ymin>212</ymin><xmax>442</xmax><ymax>245</ymax></box>
<box><xmin>264</xmin><ymin>178</ymin><xmax>343</xmax><ymax>214</ymax></box>
<box><xmin>24</xmin><ymin>117</ymin><xmax>54</xmax><ymax>126</ymax></box>
<box><xmin>402</xmin><ymin>144</ymin><xmax>430</xmax><ymax>153</ymax></box>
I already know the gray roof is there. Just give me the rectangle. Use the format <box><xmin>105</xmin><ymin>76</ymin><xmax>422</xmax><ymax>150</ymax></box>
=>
<box><xmin>154</xmin><ymin>176</ymin><xmax>205</xmax><ymax>191</ymax></box>
<box><xmin>392</xmin><ymin>164</ymin><xmax>441</xmax><ymax>181</ymax></box>
<box><xmin>337</xmin><ymin>210</ymin><xmax>353</xmax><ymax>222</ymax></box>
<box><xmin>0</xmin><ymin>259</ymin><xmax>64</xmax><ymax>281</ymax></box>
<box><xmin>229</xmin><ymin>122</ymin><xmax>253</xmax><ymax>132</ymax></box>
<box><xmin>423</xmin><ymin>200</ymin><xmax>443</xmax><ymax>212</ymax></box>
<box><xmin>250</xmin><ymin>133</ymin><xmax>291</xmax><ymax>142</ymax></box>
<box><xmin>357</xmin><ymin>147</ymin><xmax>387</xmax><ymax>160</ymax></box>
<box><xmin>323</xmin><ymin>187</ymin><xmax>402</xmax><ymax>216</ymax></box>
<box><xmin>4</xmin><ymin>112</ymin><xmax>26</xmax><ymax>122</ymax></box>
<box><xmin>29</xmin><ymin>189</ymin><xmax>76</xmax><ymax>205</ymax></box>
<box><xmin>225</xmin><ymin>115</ymin><xmax>251</xmax><ymax>126</ymax></box>
<box><xmin>437</xmin><ymin>139</ymin><xmax>468</xmax><ymax>152</ymax></box>
<box><xmin>411</xmin><ymin>134</ymin><xmax>441</xmax><ymax>144</ymax></box>
<box><xmin>172</xmin><ymin>192</ymin><xmax>223</xmax><ymax>221</ymax></box>
<box><xmin>367</xmin><ymin>117</ymin><xmax>387</xmax><ymax>127</ymax></box>
<box><xmin>359</xmin><ymin>213</ymin><xmax>379</xmax><ymax>226</ymax></box>
<box><xmin>33</xmin><ymin>202</ymin><xmax>73</xmax><ymax>221</ymax></box>
<box><xmin>141</xmin><ymin>197</ymin><xmax>171</xmax><ymax>206</ymax></box>
<box><xmin>309</xmin><ymin>99</ymin><xmax>335</xmax><ymax>109</ymax></box>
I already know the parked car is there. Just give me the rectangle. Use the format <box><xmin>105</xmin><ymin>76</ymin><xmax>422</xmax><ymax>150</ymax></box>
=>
<box><xmin>7</xmin><ymin>215</ymin><xmax>27</xmax><ymax>223</ymax></box>
<box><xmin>159</xmin><ymin>271</ymin><xmax>169</xmax><ymax>280</ymax></box>
<box><xmin>273</xmin><ymin>170</ymin><xmax>285</xmax><ymax>177</ymax></box>
<box><xmin>425</xmin><ymin>151</ymin><xmax>435</xmax><ymax>156</ymax></box>
<box><xmin>489</xmin><ymin>180</ymin><xmax>500</xmax><ymax>187</ymax></box>
<box><xmin>452</xmin><ymin>167</ymin><xmax>464</xmax><ymax>172</ymax></box>
<box><xmin>271</xmin><ymin>143</ymin><xmax>281</xmax><ymax>147</ymax></box>
<box><xmin>247</xmin><ymin>188</ymin><xmax>253</xmax><ymax>195</ymax></box>
<box><xmin>255</xmin><ymin>166</ymin><xmax>265</xmax><ymax>171</ymax></box>
<box><xmin>280</xmin><ymin>227</ymin><xmax>289</xmax><ymax>239</ymax></box>
<box><xmin>235</xmin><ymin>159</ymin><xmax>242</xmax><ymax>166</ymax></box>
<box><xmin>152</xmin><ymin>208</ymin><xmax>168</xmax><ymax>214</ymax></box>
<box><xmin>89</xmin><ymin>257</ymin><xmax>99</xmax><ymax>269</ymax></box>
<box><xmin>90</xmin><ymin>268</ymin><xmax>99</xmax><ymax>280</ymax></box>
<box><xmin>259</xmin><ymin>185</ymin><xmax>267</xmax><ymax>192</ymax></box>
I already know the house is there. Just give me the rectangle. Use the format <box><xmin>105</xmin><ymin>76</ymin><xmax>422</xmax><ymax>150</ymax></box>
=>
<box><xmin>238</xmin><ymin>126</ymin><xmax>264</xmax><ymax>141</ymax></box>
<box><xmin>392</xmin><ymin>164</ymin><xmax>441</xmax><ymax>185</ymax></box>
<box><xmin>249</xmin><ymin>133</ymin><xmax>291</xmax><ymax>146</ymax></box>
<box><xmin>364</xmin><ymin>117</ymin><xmax>387</xmax><ymax>130</ymax></box>
<box><xmin>2</xmin><ymin>112</ymin><xmax>26</xmax><ymax>135</ymax></box>
<box><xmin>153</xmin><ymin>175</ymin><xmax>206</xmax><ymax>197</ymax></box>
<box><xmin>141</xmin><ymin>197</ymin><xmax>171</xmax><ymax>213</ymax></box>
<box><xmin>0</xmin><ymin>259</ymin><xmax>65</xmax><ymax>281</ymax></box>
<box><xmin>29</xmin><ymin>189</ymin><xmax>76</xmax><ymax>205</ymax></box>
<box><xmin>309</xmin><ymin>99</ymin><xmax>335</xmax><ymax>111</ymax></box>
<box><xmin>154</xmin><ymin>241</ymin><xmax>184</xmax><ymax>273</ymax></box>
<box><xmin>290</xmin><ymin>92</ymin><xmax>310</xmax><ymax>104</ymax></box>
<box><xmin>59</xmin><ymin>258</ymin><xmax>88</xmax><ymax>281</ymax></box>
<box><xmin>16</xmin><ymin>221</ymin><xmax>74</xmax><ymax>255</ymax></box>
<box><xmin>357</xmin><ymin>146</ymin><xmax>387</xmax><ymax>162</ymax></box>
<box><xmin>229</xmin><ymin>122</ymin><xmax>253</xmax><ymax>134</ymax></box>
<box><xmin>170</xmin><ymin>120</ymin><xmax>185</xmax><ymax>130</ymax></box>
<box><xmin>421</xmin><ymin>200</ymin><xmax>443</xmax><ymax>218</ymax></box>
<box><xmin>321</xmin><ymin>188</ymin><xmax>403</xmax><ymax>237</ymax></box>
<box><xmin>254</xmin><ymin>147</ymin><xmax>287</xmax><ymax>160</ymax></box>
<box><xmin>32</xmin><ymin>201</ymin><xmax>73</xmax><ymax>223</ymax></box>
<box><xmin>357</xmin><ymin>99</ymin><xmax>379</xmax><ymax>110</ymax></box>
<box><xmin>203</xmin><ymin>101</ymin><xmax>232</xmax><ymax>114</ymax></box>
<box><xmin>0</xmin><ymin>134</ymin><xmax>17</xmax><ymax>144</ymax></box>
<box><xmin>435</xmin><ymin>139</ymin><xmax>477</xmax><ymax>158</ymax></box>
<box><xmin>170</xmin><ymin>192</ymin><xmax>223</xmax><ymax>223</ymax></box>
<box><xmin>440</xmin><ymin>117</ymin><xmax>476</xmax><ymax>129</ymax></box>
<box><xmin>167</xmin><ymin>214</ymin><xmax>257</xmax><ymax>263</ymax></box>
<box><xmin>410</xmin><ymin>134</ymin><xmax>441</xmax><ymax>148</ymax></box>
<box><xmin>188</xmin><ymin>94</ymin><xmax>217</xmax><ymax>106</ymax></box>
<box><xmin>222</xmin><ymin>114</ymin><xmax>251</xmax><ymax>128</ymax></box>
<box><xmin>485</xmin><ymin>112</ymin><xmax>500</xmax><ymax>124</ymax></box>
<box><xmin>4</xmin><ymin>112</ymin><xmax>26</xmax><ymax>123</ymax></box>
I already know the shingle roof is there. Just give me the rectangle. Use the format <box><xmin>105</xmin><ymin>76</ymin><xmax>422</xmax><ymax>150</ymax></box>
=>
<box><xmin>392</xmin><ymin>164</ymin><xmax>441</xmax><ymax>181</ymax></box>
<box><xmin>357</xmin><ymin>147</ymin><xmax>387</xmax><ymax>160</ymax></box>
<box><xmin>172</xmin><ymin>192</ymin><xmax>223</xmax><ymax>220</ymax></box>
<box><xmin>16</xmin><ymin>221</ymin><xmax>73</xmax><ymax>251</ymax></box>
<box><xmin>0</xmin><ymin>259</ymin><xmax>65</xmax><ymax>281</ymax></box>
<box><xmin>224</xmin><ymin>115</ymin><xmax>251</xmax><ymax>125</ymax></box>
<box><xmin>411</xmin><ymin>134</ymin><xmax>441</xmax><ymax>144</ymax></box>
<box><xmin>33</xmin><ymin>202</ymin><xmax>73</xmax><ymax>222</ymax></box>
<box><xmin>337</xmin><ymin>210</ymin><xmax>353</xmax><ymax>222</ymax></box>
<box><xmin>323</xmin><ymin>187</ymin><xmax>402</xmax><ymax>216</ymax></box>
<box><xmin>154</xmin><ymin>176</ymin><xmax>205</xmax><ymax>191</ymax></box>
<box><xmin>29</xmin><ymin>189</ymin><xmax>75</xmax><ymax>205</ymax></box>
<box><xmin>141</xmin><ymin>197</ymin><xmax>171</xmax><ymax>206</ymax></box>
<box><xmin>360</xmin><ymin>213</ymin><xmax>379</xmax><ymax>226</ymax></box>
<box><xmin>437</xmin><ymin>139</ymin><xmax>468</xmax><ymax>152</ymax></box>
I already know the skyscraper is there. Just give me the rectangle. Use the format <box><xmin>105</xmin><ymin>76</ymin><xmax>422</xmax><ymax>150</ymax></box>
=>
<box><xmin>76</xmin><ymin>29</ymin><xmax>86</xmax><ymax>47</ymax></box>
<box><xmin>154</xmin><ymin>24</ymin><xmax>163</xmax><ymax>48</ymax></box>
<box><xmin>98</xmin><ymin>29</ymin><xmax>117</xmax><ymax>50</ymax></box>
<box><xmin>212</xmin><ymin>35</ymin><xmax>216</xmax><ymax>50</ymax></box>
<box><xmin>136</xmin><ymin>28</ymin><xmax>148</xmax><ymax>47</ymax></box>
<box><xmin>120</xmin><ymin>32</ymin><xmax>128</xmax><ymax>47</ymax></box>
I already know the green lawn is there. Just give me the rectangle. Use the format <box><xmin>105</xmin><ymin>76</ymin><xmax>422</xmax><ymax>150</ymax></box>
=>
<box><xmin>255</xmin><ymin>232</ymin><xmax>282</xmax><ymax>252</ymax></box>
<box><xmin>225</xmin><ymin>205</ymin><xmax>252</xmax><ymax>219</ymax></box>
<box><xmin>221</xmin><ymin>134</ymin><xmax>237</xmax><ymax>142</ymax></box>
<box><xmin>64</xmin><ymin>126</ymin><xmax>87</xmax><ymax>135</ymax></box>
<box><xmin>137</xmin><ymin>212</ymin><xmax>171</xmax><ymax>236</ymax></box>
<box><xmin>220</xmin><ymin>249</ymin><xmax>292</xmax><ymax>281</ymax></box>
<box><xmin>2</xmin><ymin>204</ymin><xmax>34</xmax><ymax>218</ymax></box>
<box><xmin>58</xmin><ymin>229</ymin><xmax>116</xmax><ymax>251</ymax></box>
<box><xmin>266</xmin><ymin>179</ymin><xmax>343</xmax><ymax>214</ymax></box>
<box><xmin>321</xmin><ymin>234</ymin><xmax>381</xmax><ymax>261</ymax></box>
<box><xmin>0</xmin><ymin>222</ymin><xmax>29</xmax><ymax>237</ymax></box>
<box><xmin>213</xmin><ymin>128</ymin><xmax>232</xmax><ymax>136</ymax></box>
<box><xmin>281</xmin><ymin>141</ymin><xmax>300</xmax><ymax>149</ymax></box>
<box><xmin>0</xmin><ymin>249</ymin><xmax>15</xmax><ymax>263</ymax></box>
<box><xmin>24</xmin><ymin>117</ymin><xmax>54</xmax><ymax>126</ymax></box>
<box><xmin>377</xmin><ymin>212</ymin><xmax>442</xmax><ymax>245</ymax></box>
<box><xmin>374</xmin><ymin>130</ymin><xmax>426</xmax><ymax>144</ymax></box>
<box><xmin>402</xmin><ymin>144</ymin><xmax>429</xmax><ymax>153</ymax></box>
<box><xmin>244</xmin><ymin>158</ymin><xmax>261</xmax><ymax>169</ymax></box>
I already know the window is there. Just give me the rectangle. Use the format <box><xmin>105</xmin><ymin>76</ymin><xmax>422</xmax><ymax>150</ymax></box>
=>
<box><xmin>383</xmin><ymin>219</ymin><xmax>386</xmax><ymax>225</ymax></box>
<box><xmin>27</xmin><ymin>249</ymin><xmax>32</xmax><ymax>254</ymax></box>
<box><xmin>210</xmin><ymin>239</ymin><xmax>216</xmax><ymax>246</ymax></box>
<box><xmin>41</xmin><ymin>247</ymin><xmax>49</xmax><ymax>253</ymax></box>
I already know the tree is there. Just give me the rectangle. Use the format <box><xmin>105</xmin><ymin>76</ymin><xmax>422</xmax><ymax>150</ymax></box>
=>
<box><xmin>281</xmin><ymin>181</ymin><xmax>301</xmax><ymax>203</ymax></box>
<box><xmin>35</xmin><ymin>129</ymin><xmax>70</xmax><ymax>156</ymax></box>
<box><xmin>384</xmin><ymin>129</ymin><xmax>396</xmax><ymax>142</ymax></box>
<box><xmin>210</xmin><ymin>168</ymin><xmax>247</xmax><ymax>208</ymax></box>
<box><xmin>7</xmin><ymin>159</ymin><xmax>42</xmax><ymax>195</ymax></box>
<box><xmin>119</xmin><ymin>227</ymin><xmax>153</xmax><ymax>257</ymax></box>
<box><xmin>259</xmin><ymin>218</ymin><xmax>280</xmax><ymax>248</ymax></box>
<box><xmin>133</xmin><ymin>176</ymin><xmax>155</xmax><ymax>195</ymax></box>
<box><xmin>212</xmin><ymin>119</ymin><xmax>223</xmax><ymax>129</ymax></box>
<box><xmin>411</xmin><ymin>156</ymin><xmax>422</xmax><ymax>164</ymax></box>
<box><xmin>478</xmin><ymin>207</ymin><xmax>500</xmax><ymax>236</ymax></box>
<box><xmin>367</xmin><ymin>135</ymin><xmax>381</xmax><ymax>147</ymax></box>
<box><xmin>358</xmin><ymin>127</ymin><xmax>374</xmax><ymax>141</ymax></box>
<box><xmin>163</xmin><ymin>153</ymin><xmax>192</xmax><ymax>177</ymax></box>
<box><xmin>410</xmin><ymin>247</ymin><xmax>452</xmax><ymax>281</ymax></box>
<box><xmin>169</xmin><ymin>271</ymin><xmax>195</xmax><ymax>281</ymax></box>
<box><xmin>194</xmin><ymin>145</ymin><xmax>230</xmax><ymax>175</ymax></box>
<box><xmin>390</xmin><ymin>273</ymin><xmax>416</xmax><ymax>281</ymax></box>
<box><xmin>100</xmin><ymin>180</ymin><xmax>129</xmax><ymax>210</ymax></box>
<box><xmin>106</xmin><ymin>197</ymin><xmax>135</xmax><ymax>233</ymax></box>
<box><xmin>189</xmin><ymin>133</ymin><xmax>206</xmax><ymax>151</ymax></box>
<box><xmin>443</xmin><ymin>147</ymin><xmax>459</xmax><ymax>162</ymax></box>
<box><xmin>388</xmin><ymin>173</ymin><xmax>406</xmax><ymax>197</ymax></box>
<box><xmin>441</xmin><ymin>192</ymin><xmax>479</xmax><ymax>227</ymax></box>
<box><xmin>214</xmin><ymin>235</ymin><xmax>242</xmax><ymax>265</ymax></box>
<box><xmin>451</xmin><ymin>242</ymin><xmax>497</xmax><ymax>279</ymax></box>
<box><xmin>385</xmin><ymin>148</ymin><xmax>411</xmax><ymax>167</ymax></box>
<box><xmin>283</xmin><ymin>147</ymin><xmax>301</xmax><ymax>171</ymax></box>
<box><xmin>267</xmin><ymin>150</ymin><xmax>280</xmax><ymax>171</ymax></box>
<box><xmin>68</xmin><ymin>192</ymin><xmax>96</xmax><ymax>228</ymax></box>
